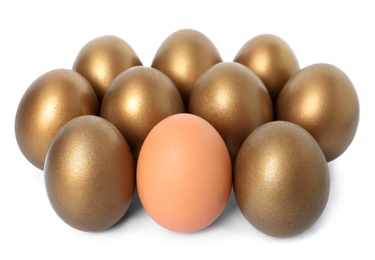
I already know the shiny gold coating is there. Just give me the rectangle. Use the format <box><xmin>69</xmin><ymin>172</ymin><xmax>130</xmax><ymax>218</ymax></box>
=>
<box><xmin>44</xmin><ymin>115</ymin><xmax>135</xmax><ymax>232</ymax></box>
<box><xmin>189</xmin><ymin>62</ymin><xmax>273</xmax><ymax>162</ymax></box>
<box><xmin>151</xmin><ymin>29</ymin><xmax>222</xmax><ymax>108</ymax></box>
<box><xmin>100</xmin><ymin>66</ymin><xmax>184</xmax><ymax>160</ymax></box>
<box><xmin>73</xmin><ymin>35</ymin><xmax>142</xmax><ymax>102</ymax></box>
<box><xmin>234</xmin><ymin>121</ymin><xmax>330</xmax><ymax>237</ymax></box>
<box><xmin>15</xmin><ymin>69</ymin><xmax>99</xmax><ymax>170</ymax></box>
<box><xmin>276</xmin><ymin>63</ymin><xmax>360</xmax><ymax>162</ymax></box>
<box><xmin>234</xmin><ymin>34</ymin><xmax>300</xmax><ymax>104</ymax></box>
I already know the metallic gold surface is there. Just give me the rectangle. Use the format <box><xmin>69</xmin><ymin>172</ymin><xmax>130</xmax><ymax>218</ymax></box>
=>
<box><xmin>73</xmin><ymin>35</ymin><xmax>142</xmax><ymax>102</ymax></box>
<box><xmin>151</xmin><ymin>29</ymin><xmax>222</xmax><ymax>108</ymax></box>
<box><xmin>276</xmin><ymin>63</ymin><xmax>360</xmax><ymax>162</ymax></box>
<box><xmin>100</xmin><ymin>66</ymin><xmax>184</xmax><ymax>160</ymax></box>
<box><xmin>234</xmin><ymin>121</ymin><xmax>330</xmax><ymax>237</ymax></box>
<box><xmin>44</xmin><ymin>115</ymin><xmax>135</xmax><ymax>232</ymax></box>
<box><xmin>189</xmin><ymin>62</ymin><xmax>273</xmax><ymax>162</ymax></box>
<box><xmin>15</xmin><ymin>69</ymin><xmax>99</xmax><ymax>170</ymax></box>
<box><xmin>234</xmin><ymin>34</ymin><xmax>300</xmax><ymax>104</ymax></box>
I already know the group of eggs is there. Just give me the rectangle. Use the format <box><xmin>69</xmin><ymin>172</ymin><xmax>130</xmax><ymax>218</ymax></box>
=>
<box><xmin>15</xmin><ymin>29</ymin><xmax>360</xmax><ymax>237</ymax></box>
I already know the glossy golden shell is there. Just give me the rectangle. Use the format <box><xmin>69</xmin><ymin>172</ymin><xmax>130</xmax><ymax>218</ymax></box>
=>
<box><xmin>234</xmin><ymin>121</ymin><xmax>330</xmax><ymax>237</ymax></box>
<box><xmin>100</xmin><ymin>66</ymin><xmax>184</xmax><ymax>160</ymax></box>
<box><xmin>73</xmin><ymin>35</ymin><xmax>142</xmax><ymax>102</ymax></box>
<box><xmin>44</xmin><ymin>115</ymin><xmax>135</xmax><ymax>232</ymax></box>
<box><xmin>15</xmin><ymin>69</ymin><xmax>99</xmax><ymax>170</ymax></box>
<box><xmin>151</xmin><ymin>29</ymin><xmax>222</xmax><ymax>108</ymax></box>
<box><xmin>234</xmin><ymin>34</ymin><xmax>300</xmax><ymax>104</ymax></box>
<box><xmin>189</xmin><ymin>62</ymin><xmax>273</xmax><ymax>162</ymax></box>
<box><xmin>276</xmin><ymin>63</ymin><xmax>360</xmax><ymax>161</ymax></box>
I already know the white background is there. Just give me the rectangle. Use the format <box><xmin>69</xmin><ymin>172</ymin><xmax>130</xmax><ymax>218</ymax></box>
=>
<box><xmin>1</xmin><ymin>1</ymin><xmax>374</xmax><ymax>259</ymax></box>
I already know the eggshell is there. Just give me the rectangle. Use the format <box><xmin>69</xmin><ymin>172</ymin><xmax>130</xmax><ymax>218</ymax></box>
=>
<box><xmin>151</xmin><ymin>29</ymin><xmax>222</xmax><ymax>108</ymax></box>
<box><xmin>234</xmin><ymin>34</ymin><xmax>300</xmax><ymax>103</ymax></box>
<box><xmin>137</xmin><ymin>113</ymin><xmax>232</xmax><ymax>233</ymax></box>
<box><xmin>234</xmin><ymin>121</ymin><xmax>330</xmax><ymax>237</ymax></box>
<box><xmin>100</xmin><ymin>66</ymin><xmax>184</xmax><ymax>160</ymax></box>
<box><xmin>276</xmin><ymin>63</ymin><xmax>360</xmax><ymax>161</ymax></box>
<box><xmin>73</xmin><ymin>35</ymin><xmax>142</xmax><ymax>102</ymax></box>
<box><xmin>189</xmin><ymin>62</ymin><xmax>273</xmax><ymax>163</ymax></box>
<box><xmin>15</xmin><ymin>69</ymin><xmax>99</xmax><ymax>170</ymax></box>
<box><xmin>44</xmin><ymin>115</ymin><xmax>135</xmax><ymax>232</ymax></box>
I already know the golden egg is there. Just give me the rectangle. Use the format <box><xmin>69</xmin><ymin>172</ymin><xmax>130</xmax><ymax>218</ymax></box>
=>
<box><xmin>234</xmin><ymin>34</ymin><xmax>300</xmax><ymax>104</ymax></box>
<box><xmin>234</xmin><ymin>121</ymin><xmax>330</xmax><ymax>237</ymax></box>
<box><xmin>276</xmin><ymin>63</ymin><xmax>360</xmax><ymax>161</ymax></box>
<box><xmin>151</xmin><ymin>29</ymin><xmax>222</xmax><ymax>108</ymax></box>
<box><xmin>15</xmin><ymin>69</ymin><xmax>99</xmax><ymax>170</ymax></box>
<box><xmin>100</xmin><ymin>66</ymin><xmax>184</xmax><ymax>160</ymax></box>
<box><xmin>73</xmin><ymin>35</ymin><xmax>142</xmax><ymax>102</ymax></box>
<box><xmin>44</xmin><ymin>115</ymin><xmax>135</xmax><ymax>232</ymax></box>
<box><xmin>189</xmin><ymin>62</ymin><xmax>273</xmax><ymax>162</ymax></box>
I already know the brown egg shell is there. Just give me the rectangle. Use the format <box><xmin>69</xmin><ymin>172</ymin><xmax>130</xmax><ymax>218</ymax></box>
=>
<box><xmin>136</xmin><ymin>113</ymin><xmax>232</xmax><ymax>233</ymax></box>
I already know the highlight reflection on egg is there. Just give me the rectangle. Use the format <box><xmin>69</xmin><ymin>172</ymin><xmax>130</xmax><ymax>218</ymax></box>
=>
<box><xmin>189</xmin><ymin>62</ymin><xmax>273</xmax><ymax>162</ymax></box>
<box><xmin>234</xmin><ymin>34</ymin><xmax>300</xmax><ymax>103</ymax></box>
<box><xmin>234</xmin><ymin>121</ymin><xmax>330</xmax><ymax>237</ymax></box>
<box><xmin>276</xmin><ymin>63</ymin><xmax>360</xmax><ymax>161</ymax></box>
<box><xmin>44</xmin><ymin>115</ymin><xmax>135</xmax><ymax>232</ymax></box>
<box><xmin>151</xmin><ymin>29</ymin><xmax>222</xmax><ymax>108</ymax></box>
<box><xmin>15</xmin><ymin>69</ymin><xmax>99</xmax><ymax>170</ymax></box>
<box><xmin>100</xmin><ymin>66</ymin><xmax>184</xmax><ymax>160</ymax></box>
<box><xmin>73</xmin><ymin>35</ymin><xmax>142</xmax><ymax>102</ymax></box>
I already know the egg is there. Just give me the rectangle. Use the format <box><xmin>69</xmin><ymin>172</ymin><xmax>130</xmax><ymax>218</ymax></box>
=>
<box><xmin>276</xmin><ymin>63</ymin><xmax>360</xmax><ymax>161</ymax></box>
<box><xmin>234</xmin><ymin>121</ymin><xmax>330</xmax><ymax>237</ymax></box>
<box><xmin>189</xmin><ymin>62</ymin><xmax>273</xmax><ymax>162</ymax></box>
<box><xmin>73</xmin><ymin>35</ymin><xmax>142</xmax><ymax>102</ymax></box>
<box><xmin>137</xmin><ymin>113</ymin><xmax>232</xmax><ymax>233</ymax></box>
<box><xmin>100</xmin><ymin>66</ymin><xmax>185</xmax><ymax>160</ymax></box>
<box><xmin>44</xmin><ymin>115</ymin><xmax>135</xmax><ymax>232</ymax></box>
<box><xmin>234</xmin><ymin>34</ymin><xmax>300</xmax><ymax>104</ymax></box>
<box><xmin>151</xmin><ymin>29</ymin><xmax>222</xmax><ymax>108</ymax></box>
<box><xmin>15</xmin><ymin>69</ymin><xmax>99</xmax><ymax>170</ymax></box>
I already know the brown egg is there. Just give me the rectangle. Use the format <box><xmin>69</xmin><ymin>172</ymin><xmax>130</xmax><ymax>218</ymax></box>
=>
<box><xmin>15</xmin><ymin>69</ymin><xmax>99</xmax><ymax>170</ymax></box>
<box><xmin>234</xmin><ymin>34</ymin><xmax>300</xmax><ymax>103</ymax></box>
<box><xmin>234</xmin><ymin>121</ymin><xmax>330</xmax><ymax>237</ymax></box>
<box><xmin>151</xmin><ymin>29</ymin><xmax>222</xmax><ymax>108</ymax></box>
<box><xmin>276</xmin><ymin>63</ymin><xmax>360</xmax><ymax>162</ymax></box>
<box><xmin>137</xmin><ymin>113</ymin><xmax>232</xmax><ymax>233</ymax></box>
<box><xmin>189</xmin><ymin>62</ymin><xmax>273</xmax><ymax>162</ymax></box>
<box><xmin>44</xmin><ymin>115</ymin><xmax>135</xmax><ymax>232</ymax></box>
<box><xmin>100</xmin><ymin>66</ymin><xmax>184</xmax><ymax>160</ymax></box>
<box><xmin>73</xmin><ymin>35</ymin><xmax>142</xmax><ymax>102</ymax></box>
